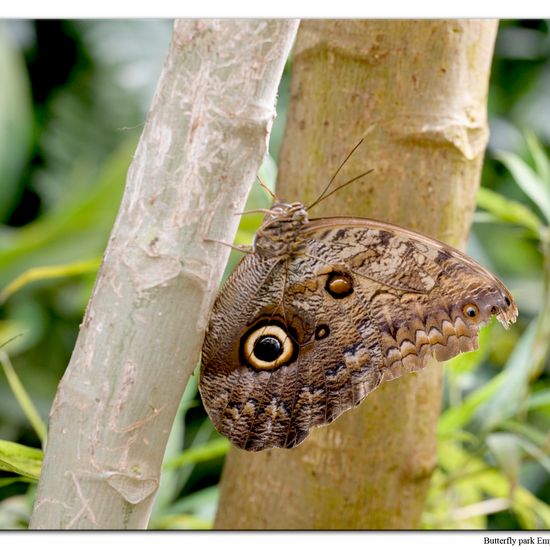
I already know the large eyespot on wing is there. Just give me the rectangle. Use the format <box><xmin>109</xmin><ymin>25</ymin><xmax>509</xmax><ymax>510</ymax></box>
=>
<box><xmin>217</xmin><ymin>317</ymin><xmax>300</xmax><ymax>452</ymax></box>
<box><xmin>201</xmin><ymin>314</ymin><xmax>306</xmax><ymax>452</ymax></box>
<box><xmin>200</xmin><ymin>248</ymin><xmax>340</xmax><ymax>452</ymax></box>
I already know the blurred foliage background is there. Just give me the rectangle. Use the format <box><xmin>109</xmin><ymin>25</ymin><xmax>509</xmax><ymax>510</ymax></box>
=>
<box><xmin>0</xmin><ymin>19</ymin><xmax>548</xmax><ymax>530</ymax></box>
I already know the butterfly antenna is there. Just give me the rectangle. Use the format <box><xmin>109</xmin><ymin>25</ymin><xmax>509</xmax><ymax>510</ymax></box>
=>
<box><xmin>257</xmin><ymin>174</ymin><xmax>278</xmax><ymax>202</ymax></box>
<box><xmin>308</xmin><ymin>169</ymin><xmax>374</xmax><ymax>210</ymax></box>
<box><xmin>234</xmin><ymin>208</ymin><xmax>272</xmax><ymax>216</ymax></box>
<box><xmin>307</xmin><ymin>137</ymin><xmax>365</xmax><ymax>210</ymax></box>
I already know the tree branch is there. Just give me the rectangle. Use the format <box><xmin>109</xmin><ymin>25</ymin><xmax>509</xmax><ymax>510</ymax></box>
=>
<box><xmin>30</xmin><ymin>19</ymin><xmax>298</xmax><ymax>530</ymax></box>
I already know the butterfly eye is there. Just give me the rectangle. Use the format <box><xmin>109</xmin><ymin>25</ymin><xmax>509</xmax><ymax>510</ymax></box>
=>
<box><xmin>326</xmin><ymin>272</ymin><xmax>354</xmax><ymax>298</ymax></box>
<box><xmin>462</xmin><ymin>303</ymin><xmax>480</xmax><ymax>319</ymax></box>
<box><xmin>292</xmin><ymin>209</ymin><xmax>307</xmax><ymax>222</ymax></box>
<box><xmin>242</xmin><ymin>324</ymin><xmax>295</xmax><ymax>370</ymax></box>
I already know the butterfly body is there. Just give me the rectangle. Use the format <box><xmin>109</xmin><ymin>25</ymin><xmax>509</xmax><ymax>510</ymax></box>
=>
<box><xmin>200</xmin><ymin>202</ymin><xmax>517</xmax><ymax>452</ymax></box>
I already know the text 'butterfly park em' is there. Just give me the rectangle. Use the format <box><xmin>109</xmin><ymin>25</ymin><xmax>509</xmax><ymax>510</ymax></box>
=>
<box><xmin>199</xmin><ymin>140</ymin><xmax>518</xmax><ymax>452</ymax></box>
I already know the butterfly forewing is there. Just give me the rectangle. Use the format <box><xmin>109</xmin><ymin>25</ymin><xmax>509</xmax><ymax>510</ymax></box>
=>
<box><xmin>304</xmin><ymin>219</ymin><xmax>516</xmax><ymax>379</ymax></box>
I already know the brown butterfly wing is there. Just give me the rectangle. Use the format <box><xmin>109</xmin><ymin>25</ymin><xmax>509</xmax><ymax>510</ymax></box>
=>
<box><xmin>200</xmin><ymin>218</ymin><xmax>517</xmax><ymax>452</ymax></box>
<box><xmin>200</xmin><ymin>250</ymin><xmax>384</xmax><ymax>451</ymax></box>
<box><xmin>304</xmin><ymin>218</ymin><xmax>517</xmax><ymax>381</ymax></box>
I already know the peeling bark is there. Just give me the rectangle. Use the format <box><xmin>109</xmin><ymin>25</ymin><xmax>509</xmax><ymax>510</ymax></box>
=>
<box><xmin>30</xmin><ymin>19</ymin><xmax>298</xmax><ymax>530</ymax></box>
<box><xmin>214</xmin><ymin>19</ymin><xmax>497</xmax><ymax>529</ymax></box>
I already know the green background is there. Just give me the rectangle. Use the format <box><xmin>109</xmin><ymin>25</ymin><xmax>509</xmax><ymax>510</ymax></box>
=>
<box><xmin>0</xmin><ymin>20</ymin><xmax>548</xmax><ymax>529</ymax></box>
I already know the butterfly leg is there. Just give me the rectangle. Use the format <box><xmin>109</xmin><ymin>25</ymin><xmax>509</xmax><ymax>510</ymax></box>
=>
<box><xmin>203</xmin><ymin>237</ymin><xmax>253</xmax><ymax>254</ymax></box>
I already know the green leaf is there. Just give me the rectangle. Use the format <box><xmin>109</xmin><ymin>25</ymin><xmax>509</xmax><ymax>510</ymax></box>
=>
<box><xmin>0</xmin><ymin>440</ymin><xmax>42</xmax><ymax>480</ymax></box>
<box><xmin>486</xmin><ymin>433</ymin><xmax>521</xmax><ymax>485</ymax></box>
<box><xmin>501</xmin><ymin>419</ymin><xmax>550</xmax><ymax>448</ymax></box>
<box><xmin>516</xmin><ymin>436</ymin><xmax>550</xmax><ymax>475</ymax></box>
<box><xmin>526</xmin><ymin>388</ymin><xmax>550</xmax><ymax>410</ymax></box>
<box><xmin>474</xmin><ymin>319</ymin><xmax>539</xmax><ymax>432</ymax></box>
<box><xmin>0</xmin><ymin>24</ymin><xmax>33</xmax><ymax>222</ymax></box>
<box><xmin>496</xmin><ymin>150</ymin><xmax>550</xmax><ymax>224</ymax></box>
<box><xmin>476</xmin><ymin>186</ymin><xmax>542</xmax><ymax>234</ymax></box>
<box><xmin>428</xmin><ymin>440</ymin><xmax>550</xmax><ymax>529</ymax></box>
<box><xmin>0</xmin><ymin>351</ymin><xmax>47</xmax><ymax>446</ymax></box>
<box><xmin>163</xmin><ymin>485</ymin><xmax>219</xmax><ymax>518</ymax></box>
<box><xmin>164</xmin><ymin>438</ymin><xmax>229</xmax><ymax>471</ymax></box>
<box><xmin>236</xmin><ymin>216</ymin><xmax>264</xmax><ymax>243</ymax></box>
<box><xmin>0</xmin><ymin>299</ymin><xmax>49</xmax><ymax>360</ymax></box>
<box><xmin>513</xmin><ymin>488</ymin><xmax>550</xmax><ymax>529</ymax></box>
<box><xmin>173</xmin><ymin>417</ymin><xmax>216</xmax><ymax>491</ymax></box>
<box><xmin>0</xmin><ymin>476</ymin><xmax>34</xmax><ymax>488</ymax></box>
<box><xmin>438</xmin><ymin>374</ymin><xmax>502</xmax><ymax>435</ymax></box>
<box><xmin>0</xmin><ymin>138</ymin><xmax>133</xmax><ymax>290</ymax></box>
<box><xmin>150</xmin><ymin>513</ymin><xmax>212</xmax><ymax>530</ymax></box>
<box><xmin>32</xmin><ymin>21</ymin><xmax>169</xmax><ymax>209</ymax></box>
<box><xmin>0</xmin><ymin>257</ymin><xmax>101</xmax><ymax>304</ymax></box>
<box><xmin>525</xmin><ymin>131</ymin><xmax>550</xmax><ymax>191</ymax></box>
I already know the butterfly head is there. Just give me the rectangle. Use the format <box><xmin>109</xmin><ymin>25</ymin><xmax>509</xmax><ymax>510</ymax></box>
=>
<box><xmin>264</xmin><ymin>202</ymin><xmax>309</xmax><ymax>223</ymax></box>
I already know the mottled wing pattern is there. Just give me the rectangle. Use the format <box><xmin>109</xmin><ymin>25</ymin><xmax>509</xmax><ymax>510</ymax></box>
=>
<box><xmin>200</xmin><ymin>217</ymin><xmax>517</xmax><ymax>452</ymax></box>
<box><xmin>304</xmin><ymin>219</ymin><xmax>517</xmax><ymax>382</ymax></box>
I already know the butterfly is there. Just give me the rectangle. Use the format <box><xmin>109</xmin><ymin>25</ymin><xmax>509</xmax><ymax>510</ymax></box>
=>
<box><xmin>199</xmin><ymin>147</ymin><xmax>518</xmax><ymax>452</ymax></box>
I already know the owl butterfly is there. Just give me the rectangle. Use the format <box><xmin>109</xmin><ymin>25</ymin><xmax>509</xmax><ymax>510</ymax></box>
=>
<box><xmin>199</xmin><ymin>148</ymin><xmax>518</xmax><ymax>452</ymax></box>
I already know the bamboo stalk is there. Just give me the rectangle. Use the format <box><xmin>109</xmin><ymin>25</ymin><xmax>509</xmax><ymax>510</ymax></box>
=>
<box><xmin>214</xmin><ymin>19</ymin><xmax>498</xmax><ymax>529</ymax></box>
